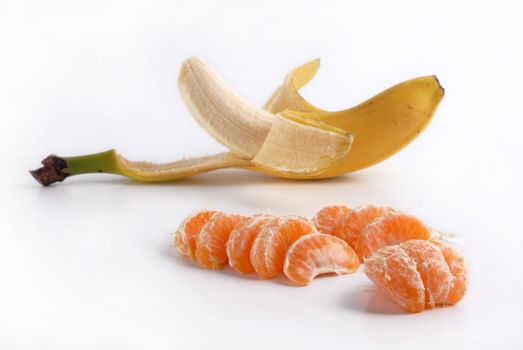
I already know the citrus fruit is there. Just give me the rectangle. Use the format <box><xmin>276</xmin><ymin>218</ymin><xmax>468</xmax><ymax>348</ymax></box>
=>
<box><xmin>284</xmin><ymin>233</ymin><xmax>360</xmax><ymax>286</ymax></box>
<box><xmin>399</xmin><ymin>240</ymin><xmax>453</xmax><ymax>308</ymax></box>
<box><xmin>337</xmin><ymin>205</ymin><xmax>396</xmax><ymax>247</ymax></box>
<box><xmin>250</xmin><ymin>216</ymin><xmax>315</xmax><ymax>279</ymax></box>
<box><xmin>226</xmin><ymin>214</ymin><xmax>275</xmax><ymax>274</ymax></box>
<box><xmin>429</xmin><ymin>240</ymin><xmax>468</xmax><ymax>305</ymax></box>
<box><xmin>196</xmin><ymin>213</ymin><xmax>246</xmax><ymax>269</ymax></box>
<box><xmin>355</xmin><ymin>213</ymin><xmax>431</xmax><ymax>260</ymax></box>
<box><xmin>174</xmin><ymin>210</ymin><xmax>221</xmax><ymax>259</ymax></box>
<box><xmin>364</xmin><ymin>240</ymin><xmax>468</xmax><ymax>313</ymax></box>
<box><xmin>312</xmin><ymin>205</ymin><xmax>351</xmax><ymax>238</ymax></box>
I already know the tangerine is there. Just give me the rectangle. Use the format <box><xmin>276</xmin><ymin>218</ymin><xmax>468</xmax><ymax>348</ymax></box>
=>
<box><xmin>174</xmin><ymin>210</ymin><xmax>221</xmax><ymax>259</ymax></box>
<box><xmin>364</xmin><ymin>240</ymin><xmax>468</xmax><ymax>313</ymax></box>
<box><xmin>312</xmin><ymin>205</ymin><xmax>351</xmax><ymax>238</ymax></box>
<box><xmin>338</xmin><ymin>205</ymin><xmax>396</xmax><ymax>247</ymax></box>
<box><xmin>250</xmin><ymin>216</ymin><xmax>315</xmax><ymax>279</ymax></box>
<box><xmin>284</xmin><ymin>233</ymin><xmax>360</xmax><ymax>286</ymax></box>
<box><xmin>196</xmin><ymin>213</ymin><xmax>246</xmax><ymax>269</ymax></box>
<box><xmin>355</xmin><ymin>213</ymin><xmax>431</xmax><ymax>261</ymax></box>
<box><xmin>226</xmin><ymin>214</ymin><xmax>275</xmax><ymax>274</ymax></box>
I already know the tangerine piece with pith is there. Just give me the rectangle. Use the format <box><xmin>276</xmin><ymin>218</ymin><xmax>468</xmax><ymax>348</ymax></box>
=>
<box><xmin>312</xmin><ymin>205</ymin><xmax>351</xmax><ymax>238</ymax></box>
<box><xmin>250</xmin><ymin>216</ymin><xmax>315</xmax><ymax>279</ymax></box>
<box><xmin>284</xmin><ymin>233</ymin><xmax>360</xmax><ymax>286</ymax></box>
<box><xmin>196</xmin><ymin>213</ymin><xmax>246</xmax><ymax>269</ymax></box>
<box><xmin>364</xmin><ymin>240</ymin><xmax>468</xmax><ymax>313</ymax></box>
<box><xmin>355</xmin><ymin>213</ymin><xmax>431</xmax><ymax>260</ymax></box>
<box><xmin>337</xmin><ymin>205</ymin><xmax>396</xmax><ymax>247</ymax></box>
<box><xmin>174</xmin><ymin>210</ymin><xmax>221</xmax><ymax>259</ymax></box>
<box><xmin>226</xmin><ymin>214</ymin><xmax>275</xmax><ymax>274</ymax></box>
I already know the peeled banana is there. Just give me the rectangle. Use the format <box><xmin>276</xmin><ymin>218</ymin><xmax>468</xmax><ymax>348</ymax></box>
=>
<box><xmin>30</xmin><ymin>57</ymin><xmax>443</xmax><ymax>186</ymax></box>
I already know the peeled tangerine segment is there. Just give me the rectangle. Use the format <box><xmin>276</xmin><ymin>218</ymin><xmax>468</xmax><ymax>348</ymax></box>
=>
<box><xmin>312</xmin><ymin>205</ymin><xmax>351</xmax><ymax>238</ymax></box>
<box><xmin>226</xmin><ymin>214</ymin><xmax>275</xmax><ymax>274</ymax></box>
<box><xmin>174</xmin><ymin>210</ymin><xmax>221</xmax><ymax>259</ymax></box>
<box><xmin>430</xmin><ymin>240</ymin><xmax>468</xmax><ymax>305</ymax></box>
<box><xmin>355</xmin><ymin>213</ymin><xmax>431</xmax><ymax>261</ymax></box>
<box><xmin>250</xmin><ymin>216</ymin><xmax>315</xmax><ymax>279</ymax></box>
<box><xmin>284</xmin><ymin>233</ymin><xmax>360</xmax><ymax>286</ymax></box>
<box><xmin>252</xmin><ymin>112</ymin><xmax>353</xmax><ymax>175</ymax></box>
<box><xmin>337</xmin><ymin>205</ymin><xmax>397</xmax><ymax>248</ymax></box>
<box><xmin>196</xmin><ymin>213</ymin><xmax>247</xmax><ymax>269</ymax></box>
<box><xmin>364</xmin><ymin>240</ymin><xmax>468</xmax><ymax>313</ymax></box>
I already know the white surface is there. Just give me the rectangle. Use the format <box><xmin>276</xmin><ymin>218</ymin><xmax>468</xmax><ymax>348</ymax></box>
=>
<box><xmin>1</xmin><ymin>1</ymin><xmax>522</xmax><ymax>349</ymax></box>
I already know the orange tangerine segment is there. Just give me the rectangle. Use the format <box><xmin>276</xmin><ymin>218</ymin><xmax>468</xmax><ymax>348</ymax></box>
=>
<box><xmin>174</xmin><ymin>210</ymin><xmax>221</xmax><ymax>259</ymax></box>
<box><xmin>174</xmin><ymin>231</ymin><xmax>190</xmax><ymax>257</ymax></box>
<box><xmin>196</xmin><ymin>213</ymin><xmax>247</xmax><ymax>269</ymax></box>
<box><xmin>284</xmin><ymin>233</ymin><xmax>360</xmax><ymax>286</ymax></box>
<box><xmin>355</xmin><ymin>213</ymin><xmax>431</xmax><ymax>261</ymax></box>
<box><xmin>226</xmin><ymin>214</ymin><xmax>275</xmax><ymax>274</ymax></box>
<box><xmin>250</xmin><ymin>216</ymin><xmax>315</xmax><ymax>279</ymax></box>
<box><xmin>430</xmin><ymin>240</ymin><xmax>468</xmax><ymax>305</ymax></box>
<box><xmin>338</xmin><ymin>205</ymin><xmax>396</xmax><ymax>247</ymax></box>
<box><xmin>312</xmin><ymin>205</ymin><xmax>351</xmax><ymax>238</ymax></box>
<box><xmin>365</xmin><ymin>245</ymin><xmax>426</xmax><ymax>313</ymax></box>
<box><xmin>400</xmin><ymin>240</ymin><xmax>453</xmax><ymax>308</ymax></box>
<box><xmin>365</xmin><ymin>240</ymin><xmax>468</xmax><ymax>313</ymax></box>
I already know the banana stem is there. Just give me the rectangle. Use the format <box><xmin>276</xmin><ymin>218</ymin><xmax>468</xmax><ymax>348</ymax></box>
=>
<box><xmin>30</xmin><ymin>150</ymin><xmax>122</xmax><ymax>186</ymax></box>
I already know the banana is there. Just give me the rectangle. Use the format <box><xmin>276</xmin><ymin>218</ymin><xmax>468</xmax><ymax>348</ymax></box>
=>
<box><xmin>29</xmin><ymin>57</ymin><xmax>443</xmax><ymax>186</ymax></box>
<box><xmin>30</xmin><ymin>58</ymin><xmax>352</xmax><ymax>185</ymax></box>
<box><xmin>261</xmin><ymin>59</ymin><xmax>445</xmax><ymax>178</ymax></box>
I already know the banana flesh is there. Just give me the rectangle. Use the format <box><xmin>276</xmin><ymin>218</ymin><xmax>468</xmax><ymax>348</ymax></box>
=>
<box><xmin>252</xmin><ymin>111</ymin><xmax>352</xmax><ymax>175</ymax></box>
<box><xmin>178</xmin><ymin>56</ymin><xmax>273</xmax><ymax>158</ymax></box>
<box><xmin>30</xmin><ymin>57</ymin><xmax>443</xmax><ymax>186</ymax></box>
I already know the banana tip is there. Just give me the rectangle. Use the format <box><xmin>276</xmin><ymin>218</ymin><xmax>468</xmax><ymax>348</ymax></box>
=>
<box><xmin>433</xmin><ymin>75</ymin><xmax>445</xmax><ymax>96</ymax></box>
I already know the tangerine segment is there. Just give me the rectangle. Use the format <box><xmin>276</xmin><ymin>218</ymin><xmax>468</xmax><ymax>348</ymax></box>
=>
<box><xmin>250</xmin><ymin>216</ymin><xmax>315</xmax><ymax>279</ymax></box>
<box><xmin>355</xmin><ymin>213</ymin><xmax>430</xmax><ymax>261</ymax></box>
<box><xmin>284</xmin><ymin>233</ymin><xmax>360</xmax><ymax>286</ymax></box>
<box><xmin>312</xmin><ymin>205</ymin><xmax>351</xmax><ymax>238</ymax></box>
<box><xmin>429</xmin><ymin>240</ymin><xmax>468</xmax><ymax>305</ymax></box>
<box><xmin>226</xmin><ymin>214</ymin><xmax>275</xmax><ymax>274</ymax></box>
<box><xmin>174</xmin><ymin>231</ymin><xmax>190</xmax><ymax>257</ymax></box>
<box><xmin>174</xmin><ymin>210</ymin><xmax>221</xmax><ymax>259</ymax></box>
<box><xmin>365</xmin><ymin>240</ymin><xmax>468</xmax><ymax>313</ymax></box>
<box><xmin>400</xmin><ymin>240</ymin><xmax>452</xmax><ymax>308</ymax></box>
<box><xmin>338</xmin><ymin>205</ymin><xmax>396</xmax><ymax>247</ymax></box>
<box><xmin>365</xmin><ymin>244</ymin><xmax>426</xmax><ymax>313</ymax></box>
<box><xmin>196</xmin><ymin>213</ymin><xmax>246</xmax><ymax>269</ymax></box>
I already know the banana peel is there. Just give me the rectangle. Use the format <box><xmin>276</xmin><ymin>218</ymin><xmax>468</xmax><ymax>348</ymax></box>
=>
<box><xmin>30</xmin><ymin>57</ymin><xmax>444</xmax><ymax>186</ymax></box>
<box><xmin>260</xmin><ymin>59</ymin><xmax>444</xmax><ymax>178</ymax></box>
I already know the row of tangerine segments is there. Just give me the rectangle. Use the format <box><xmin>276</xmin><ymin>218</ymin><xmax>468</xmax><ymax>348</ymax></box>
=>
<box><xmin>173</xmin><ymin>211</ymin><xmax>360</xmax><ymax>285</ymax></box>
<box><xmin>173</xmin><ymin>205</ymin><xmax>468</xmax><ymax>311</ymax></box>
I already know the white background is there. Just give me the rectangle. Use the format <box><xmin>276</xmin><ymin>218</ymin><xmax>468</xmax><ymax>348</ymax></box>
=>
<box><xmin>1</xmin><ymin>0</ymin><xmax>522</xmax><ymax>349</ymax></box>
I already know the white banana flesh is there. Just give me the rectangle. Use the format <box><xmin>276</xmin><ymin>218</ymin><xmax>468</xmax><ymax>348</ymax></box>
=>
<box><xmin>178</xmin><ymin>57</ymin><xmax>273</xmax><ymax>158</ymax></box>
<box><xmin>177</xmin><ymin>57</ymin><xmax>353</xmax><ymax>174</ymax></box>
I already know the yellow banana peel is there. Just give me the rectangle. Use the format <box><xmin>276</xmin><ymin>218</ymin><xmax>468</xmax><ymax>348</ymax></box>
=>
<box><xmin>259</xmin><ymin>59</ymin><xmax>444</xmax><ymax>178</ymax></box>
